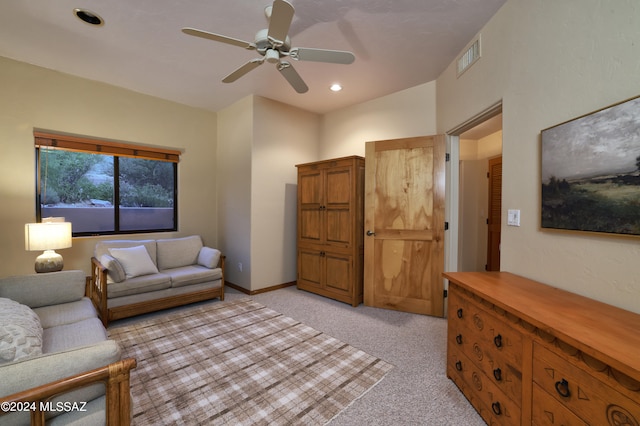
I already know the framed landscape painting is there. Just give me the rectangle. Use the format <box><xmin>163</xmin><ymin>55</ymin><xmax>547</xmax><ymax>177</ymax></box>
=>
<box><xmin>541</xmin><ymin>95</ymin><xmax>640</xmax><ymax>237</ymax></box>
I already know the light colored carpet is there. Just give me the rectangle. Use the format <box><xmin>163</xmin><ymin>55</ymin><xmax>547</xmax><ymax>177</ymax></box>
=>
<box><xmin>109</xmin><ymin>298</ymin><xmax>393</xmax><ymax>425</ymax></box>
<box><xmin>223</xmin><ymin>286</ymin><xmax>486</xmax><ymax>426</ymax></box>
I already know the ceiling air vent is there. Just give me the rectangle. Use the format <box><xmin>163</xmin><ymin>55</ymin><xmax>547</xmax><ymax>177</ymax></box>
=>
<box><xmin>457</xmin><ymin>35</ymin><xmax>481</xmax><ymax>77</ymax></box>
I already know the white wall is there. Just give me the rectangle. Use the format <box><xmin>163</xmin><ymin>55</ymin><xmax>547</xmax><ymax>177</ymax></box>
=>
<box><xmin>438</xmin><ymin>0</ymin><xmax>640</xmax><ymax>313</ymax></box>
<box><xmin>320</xmin><ymin>81</ymin><xmax>437</xmax><ymax>158</ymax></box>
<box><xmin>0</xmin><ymin>56</ymin><xmax>218</xmax><ymax>277</ymax></box>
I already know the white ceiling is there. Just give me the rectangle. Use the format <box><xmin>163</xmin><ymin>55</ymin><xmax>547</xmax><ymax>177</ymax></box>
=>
<box><xmin>0</xmin><ymin>0</ymin><xmax>505</xmax><ymax>114</ymax></box>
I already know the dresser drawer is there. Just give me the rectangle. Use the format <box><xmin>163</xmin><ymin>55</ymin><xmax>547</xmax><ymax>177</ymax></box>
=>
<box><xmin>533</xmin><ymin>342</ymin><xmax>640</xmax><ymax>425</ymax></box>
<box><xmin>448</xmin><ymin>346</ymin><xmax>521</xmax><ymax>426</ymax></box>
<box><xmin>449</xmin><ymin>322</ymin><xmax>522</xmax><ymax>403</ymax></box>
<box><xmin>449</xmin><ymin>289</ymin><xmax>523</xmax><ymax>367</ymax></box>
<box><xmin>532</xmin><ymin>383</ymin><xmax>587</xmax><ymax>426</ymax></box>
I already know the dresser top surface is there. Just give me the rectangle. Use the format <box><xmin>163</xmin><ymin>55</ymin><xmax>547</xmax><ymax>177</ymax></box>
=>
<box><xmin>444</xmin><ymin>271</ymin><xmax>640</xmax><ymax>381</ymax></box>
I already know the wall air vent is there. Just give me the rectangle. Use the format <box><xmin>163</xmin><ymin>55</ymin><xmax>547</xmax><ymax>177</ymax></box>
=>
<box><xmin>457</xmin><ymin>35</ymin><xmax>481</xmax><ymax>77</ymax></box>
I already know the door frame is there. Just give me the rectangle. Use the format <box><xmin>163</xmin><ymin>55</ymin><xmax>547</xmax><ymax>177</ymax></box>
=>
<box><xmin>444</xmin><ymin>101</ymin><xmax>503</xmax><ymax>280</ymax></box>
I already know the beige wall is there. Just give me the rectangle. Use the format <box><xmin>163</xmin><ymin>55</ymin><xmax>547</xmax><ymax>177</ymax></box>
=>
<box><xmin>459</xmin><ymin>131</ymin><xmax>503</xmax><ymax>272</ymax></box>
<box><xmin>438</xmin><ymin>0</ymin><xmax>640</xmax><ymax>313</ymax></box>
<box><xmin>251</xmin><ymin>97</ymin><xmax>319</xmax><ymax>291</ymax></box>
<box><xmin>0</xmin><ymin>56</ymin><xmax>218</xmax><ymax>277</ymax></box>
<box><xmin>320</xmin><ymin>81</ymin><xmax>437</xmax><ymax>158</ymax></box>
<box><xmin>217</xmin><ymin>96</ymin><xmax>254</xmax><ymax>288</ymax></box>
<box><xmin>217</xmin><ymin>95</ymin><xmax>319</xmax><ymax>292</ymax></box>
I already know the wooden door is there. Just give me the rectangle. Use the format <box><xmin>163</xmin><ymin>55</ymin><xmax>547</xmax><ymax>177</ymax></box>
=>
<box><xmin>487</xmin><ymin>156</ymin><xmax>502</xmax><ymax>271</ymax></box>
<box><xmin>364</xmin><ymin>136</ymin><xmax>446</xmax><ymax>316</ymax></box>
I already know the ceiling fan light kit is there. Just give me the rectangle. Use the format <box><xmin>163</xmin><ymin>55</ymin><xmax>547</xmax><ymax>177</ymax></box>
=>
<box><xmin>182</xmin><ymin>0</ymin><xmax>355</xmax><ymax>94</ymax></box>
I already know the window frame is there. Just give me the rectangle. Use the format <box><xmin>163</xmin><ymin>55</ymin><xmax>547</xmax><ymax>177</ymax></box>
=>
<box><xmin>34</xmin><ymin>131</ymin><xmax>180</xmax><ymax>237</ymax></box>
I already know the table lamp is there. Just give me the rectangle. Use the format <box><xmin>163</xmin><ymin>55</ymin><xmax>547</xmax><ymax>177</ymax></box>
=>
<box><xmin>25</xmin><ymin>218</ymin><xmax>72</xmax><ymax>273</ymax></box>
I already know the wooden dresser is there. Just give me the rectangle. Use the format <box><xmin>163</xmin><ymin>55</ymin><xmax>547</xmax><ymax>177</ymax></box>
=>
<box><xmin>444</xmin><ymin>271</ymin><xmax>640</xmax><ymax>425</ymax></box>
<box><xmin>296</xmin><ymin>156</ymin><xmax>365</xmax><ymax>306</ymax></box>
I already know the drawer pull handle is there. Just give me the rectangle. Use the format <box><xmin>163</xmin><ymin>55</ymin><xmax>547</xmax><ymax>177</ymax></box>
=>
<box><xmin>493</xmin><ymin>334</ymin><xmax>503</xmax><ymax>348</ymax></box>
<box><xmin>457</xmin><ymin>308</ymin><xmax>463</xmax><ymax>319</ymax></box>
<box><xmin>493</xmin><ymin>368</ymin><xmax>502</xmax><ymax>381</ymax></box>
<box><xmin>491</xmin><ymin>402</ymin><xmax>502</xmax><ymax>416</ymax></box>
<box><xmin>455</xmin><ymin>360</ymin><xmax>462</xmax><ymax>371</ymax></box>
<box><xmin>555</xmin><ymin>379</ymin><xmax>571</xmax><ymax>398</ymax></box>
<box><xmin>456</xmin><ymin>334</ymin><xmax>463</xmax><ymax>345</ymax></box>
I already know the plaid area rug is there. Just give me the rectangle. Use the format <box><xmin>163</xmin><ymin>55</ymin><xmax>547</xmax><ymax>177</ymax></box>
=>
<box><xmin>108</xmin><ymin>298</ymin><xmax>393</xmax><ymax>425</ymax></box>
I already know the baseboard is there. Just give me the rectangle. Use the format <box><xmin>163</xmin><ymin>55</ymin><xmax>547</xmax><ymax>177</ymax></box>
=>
<box><xmin>225</xmin><ymin>281</ymin><xmax>297</xmax><ymax>295</ymax></box>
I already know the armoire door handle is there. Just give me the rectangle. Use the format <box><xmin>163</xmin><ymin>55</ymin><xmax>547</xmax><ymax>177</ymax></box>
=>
<box><xmin>366</xmin><ymin>230</ymin><xmax>375</xmax><ymax>236</ymax></box>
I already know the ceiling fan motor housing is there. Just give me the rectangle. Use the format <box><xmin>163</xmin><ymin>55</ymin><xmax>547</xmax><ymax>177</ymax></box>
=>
<box><xmin>254</xmin><ymin>28</ymin><xmax>290</xmax><ymax>55</ymax></box>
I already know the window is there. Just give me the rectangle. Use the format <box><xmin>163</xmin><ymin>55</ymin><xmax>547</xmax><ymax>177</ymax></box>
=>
<box><xmin>35</xmin><ymin>131</ymin><xmax>180</xmax><ymax>236</ymax></box>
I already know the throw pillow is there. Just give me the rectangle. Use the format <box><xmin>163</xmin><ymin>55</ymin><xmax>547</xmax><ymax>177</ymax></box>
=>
<box><xmin>108</xmin><ymin>245</ymin><xmax>159</xmax><ymax>279</ymax></box>
<box><xmin>197</xmin><ymin>247</ymin><xmax>221</xmax><ymax>269</ymax></box>
<box><xmin>0</xmin><ymin>298</ymin><xmax>43</xmax><ymax>364</ymax></box>
<box><xmin>100</xmin><ymin>254</ymin><xmax>126</xmax><ymax>283</ymax></box>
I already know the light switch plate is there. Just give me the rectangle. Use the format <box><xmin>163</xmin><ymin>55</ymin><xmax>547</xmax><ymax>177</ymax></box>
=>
<box><xmin>507</xmin><ymin>209</ymin><xmax>520</xmax><ymax>226</ymax></box>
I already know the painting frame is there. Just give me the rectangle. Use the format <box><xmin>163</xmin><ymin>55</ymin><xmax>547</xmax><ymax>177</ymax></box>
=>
<box><xmin>541</xmin><ymin>94</ymin><xmax>640</xmax><ymax>238</ymax></box>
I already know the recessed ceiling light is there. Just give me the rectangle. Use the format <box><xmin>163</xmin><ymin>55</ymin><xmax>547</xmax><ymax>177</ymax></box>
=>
<box><xmin>74</xmin><ymin>8</ymin><xmax>104</xmax><ymax>26</ymax></box>
<box><xmin>330</xmin><ymin>84</ymin><xmax>343</xmax><ymax>92</ymax></box>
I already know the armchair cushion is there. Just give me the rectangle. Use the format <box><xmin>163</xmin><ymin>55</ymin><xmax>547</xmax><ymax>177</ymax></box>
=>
<box><xmin>0</xmin><ymin>298</ymin><xmax>43</xmax><ymax>364</ymax></box>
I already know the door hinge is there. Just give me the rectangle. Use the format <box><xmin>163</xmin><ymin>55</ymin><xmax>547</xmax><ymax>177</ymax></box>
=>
<box><xmin>443</xmin><ymin>289</ymin><xmax>448</xmax><ymax>298</ymax></box>
<box><xmin>444</xmin><ymin>221</ymin><xmax>449</xmax><ymax>231</ymax></box>
<box><xmin>445</xmin><ymin>153</ymin><xmax>450</xmax><ymax>162</ymax></box>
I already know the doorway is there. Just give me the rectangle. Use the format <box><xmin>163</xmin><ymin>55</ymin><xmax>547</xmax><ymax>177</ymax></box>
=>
<box><xmin>447</xmin><ymin>106</ymin><xmax>503</xmax><ymax>273</ymax></box>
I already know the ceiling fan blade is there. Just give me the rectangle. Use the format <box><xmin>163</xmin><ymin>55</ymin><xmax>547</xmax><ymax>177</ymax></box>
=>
<box><xmin>182</xmin><ymin>27</ymin><xmax>255</xmax><ymax>50</ymax></box>
<box><xmin>277</xmin><ymin>61</ymin><xmax>308</xmax><ymax>93</ymax></box>
<box><xmin>268</xmin><ymin>0</ymin><xmax>294</xmax><ymax>44</ymax></box>
<box><xmin>290</xmin><ymin>47</ymin><xmax>355</xmax><ymax>64</ymax></box>
<box><xmin>222</xmin><ymin>59</ymin><xmax>264</xmax><ymax>83</ymax></box>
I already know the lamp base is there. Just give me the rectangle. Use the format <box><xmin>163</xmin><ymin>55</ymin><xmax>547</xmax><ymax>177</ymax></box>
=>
<box><xmin>35</xmin><ymin>250</ymin><xmax>64</xmax><ymax>273</ymax></box>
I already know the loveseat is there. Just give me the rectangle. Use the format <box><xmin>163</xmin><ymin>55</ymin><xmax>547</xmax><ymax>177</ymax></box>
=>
<box><xmin>0</xmin><ymin>270</ymin><xmax>135</xmax><ymax>425</ymax></box>
<box><xmin>89</xmin><ymin>235</ymin><xmax>224</xmax><ymax>326</ymax></box>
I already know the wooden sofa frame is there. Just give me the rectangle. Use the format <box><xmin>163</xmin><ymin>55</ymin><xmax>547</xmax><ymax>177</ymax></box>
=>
<box><xmin>89</xmin><ymin>256</ymin><xmax>225</xmax><ymax>327</ymax></box>
<box><xmin>0</xmin><ymin>358</ymin><xmax>136</xmax><ymax>426</ymax></box>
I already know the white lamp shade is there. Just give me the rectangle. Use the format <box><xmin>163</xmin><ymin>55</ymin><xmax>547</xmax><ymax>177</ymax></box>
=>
<box><xmin>25</xmin><ymin>221</ymin><xmax>72</xmax><ymax>251</ymax></box>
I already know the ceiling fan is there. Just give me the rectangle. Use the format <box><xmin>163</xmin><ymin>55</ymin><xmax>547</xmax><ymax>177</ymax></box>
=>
<box><xmin>182</xmin><ymin>0</ymin><xmax>355</xmax><ymax>94</ymax></box>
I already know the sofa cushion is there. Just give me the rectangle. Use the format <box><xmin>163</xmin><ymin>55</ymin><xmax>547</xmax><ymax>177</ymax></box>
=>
<box><xmin>162</xmin><ymin>265</ymin><xmax>223</xmax><ymax>288</ymax></box>
<box><xmin>42</xmin><ymin>318</ymin><xmax>108</xmax><ymax>354</ymax></box>
<box><xmin>198</xmin><ymin>247</ymin><xmax>222</xmax><ymax>269</ymax></box>
<box><xmin>0</xmin><ymin>298</ymin><xmax>43</xmax><ymax>364</ymax></box>
<box><xmin>106</xmin><ymin>273</ymin><xmax>172</xmax><ymax>299</ymax></box>
<box><xmin>0</xmin><ymin>270</ymin><xmax>85</xmax><ymax>308</ymax></box>
<box><xmin>0</xmin><ymin>340</ymin><xmax>121</xmax><ymax>405</ymax></box>
<box><xmin>108</xmin><ymin>245</ymin><xmax>159</xmax><ymax>279</ymax></box>
<box><xmin>99</xmin><ymin>254</ymin><xmax>126</xmax><ymax>283</ymax></box>
<box><xmin>156</xmin><ymin>235</ymin><xmax>203</xmax><ymax>270</ymax></box>
<box><xmin>34</xmin><ymin>298</ymin><xmax>98</xmax><ymax>329</ymax></box>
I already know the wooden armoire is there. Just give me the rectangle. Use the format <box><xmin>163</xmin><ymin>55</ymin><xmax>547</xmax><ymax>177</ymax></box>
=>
<box><xmin>295</xmin><ymin>156</ymin><xmax>365</xmax><ymax>306</ymax></box>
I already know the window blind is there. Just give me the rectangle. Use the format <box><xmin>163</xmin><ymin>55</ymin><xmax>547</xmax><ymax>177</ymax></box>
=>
<box><xmin>34</xmin><ymin>131</ymin><xmax>180</xmax><ymax>163</ymax></box>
